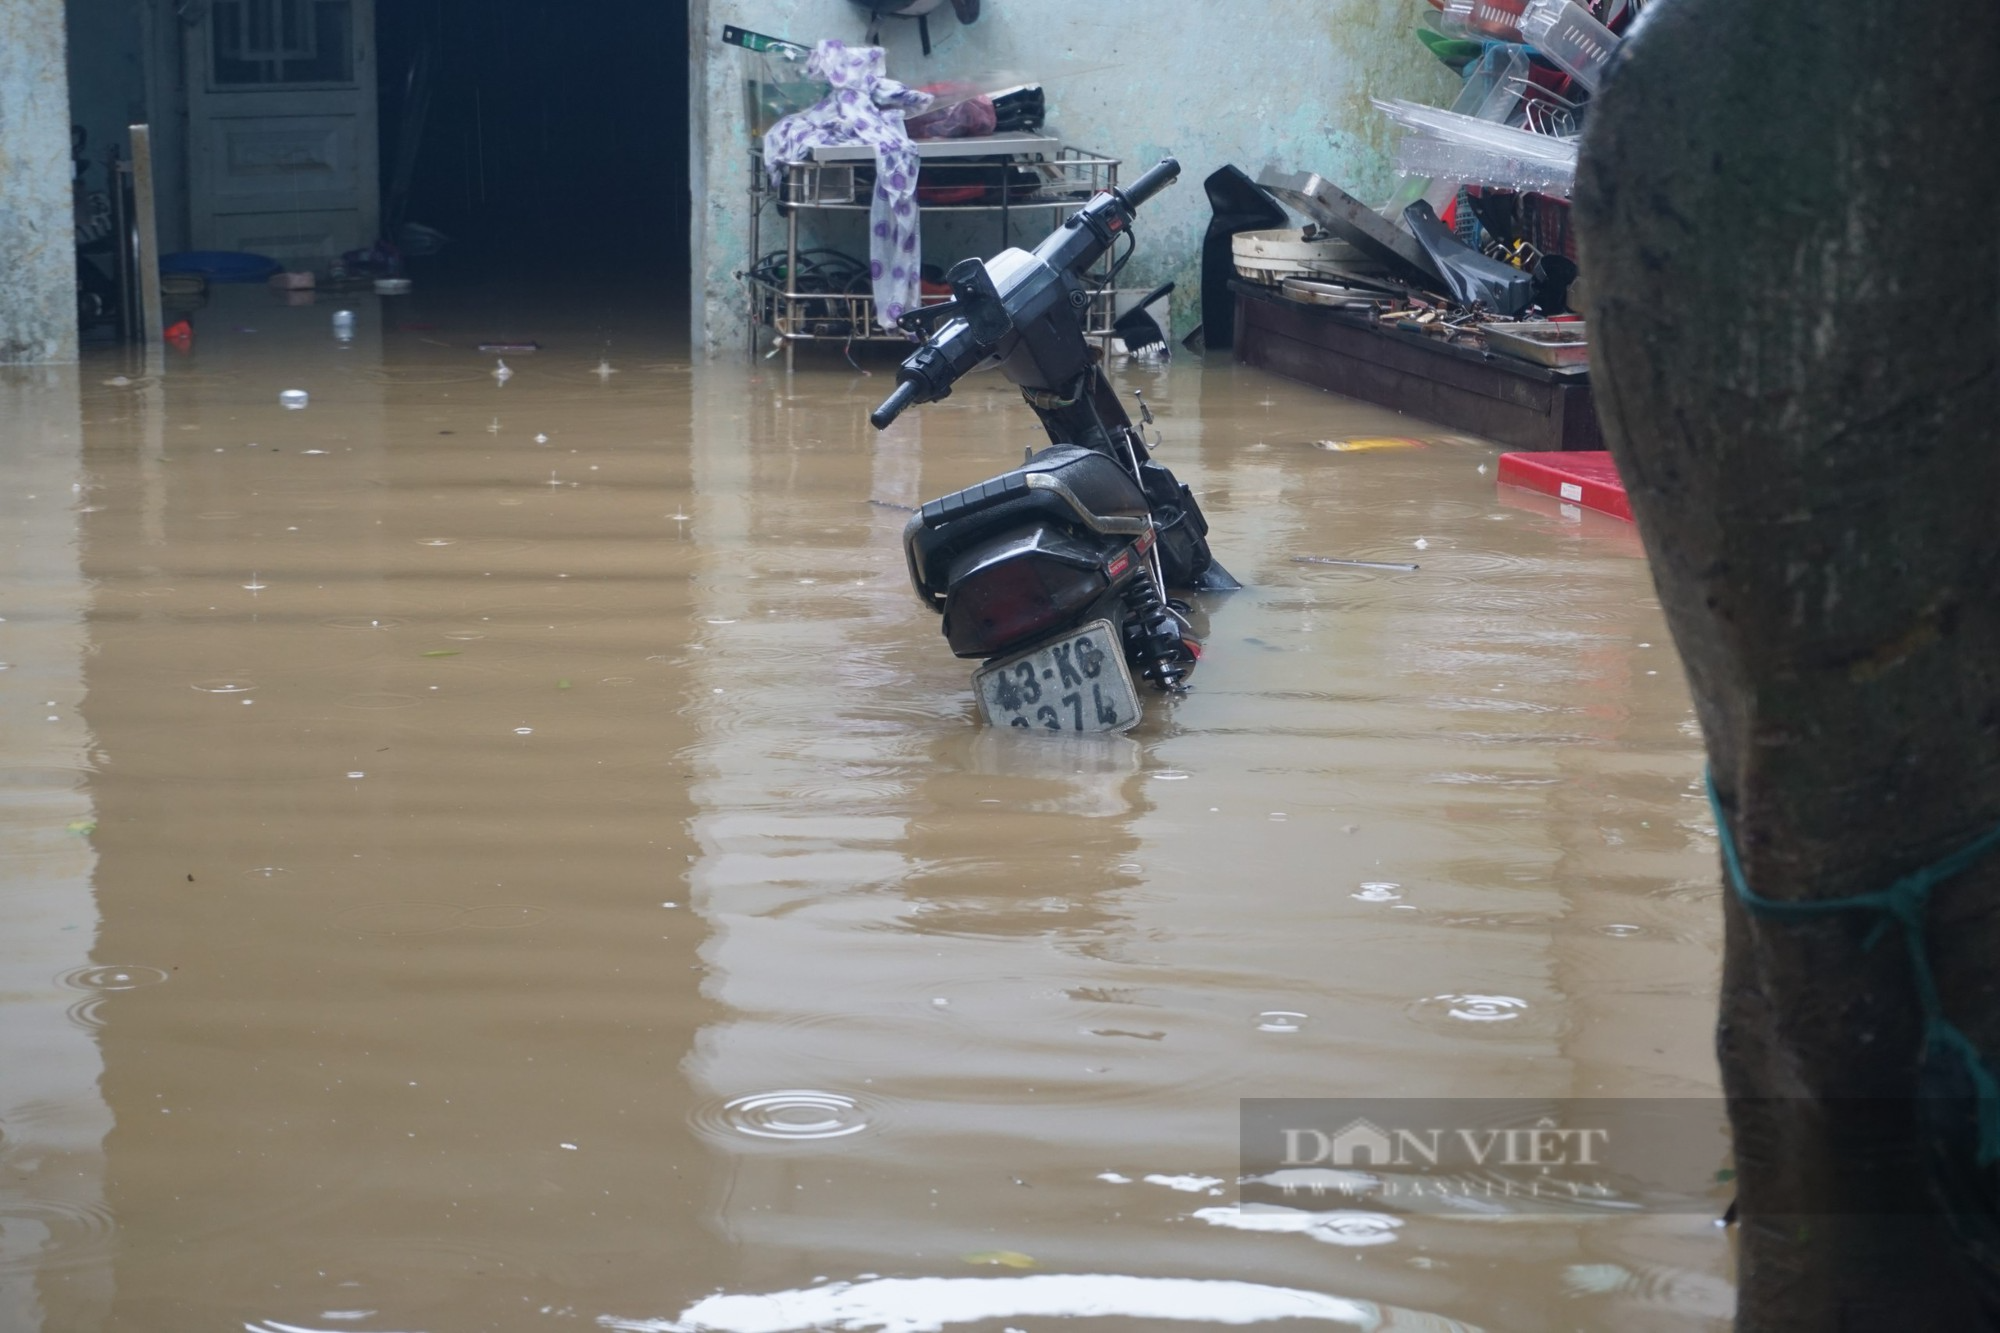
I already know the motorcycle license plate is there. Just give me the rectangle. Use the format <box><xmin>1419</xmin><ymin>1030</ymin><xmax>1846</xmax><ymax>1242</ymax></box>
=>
<box><xmin>973</xmin><ymin>620</ymin><xmax>1141</xmax><ymax>734</ymax></box>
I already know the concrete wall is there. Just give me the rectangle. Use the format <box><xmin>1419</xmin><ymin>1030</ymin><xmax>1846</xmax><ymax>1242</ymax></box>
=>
<box><xmin>0</xmin><ymin>0</ymin><xmax>80</xmax><ymax>363</ymax></box>
<box><xmin>690</xmin><ymin>0</ymin><xmax>1455</xmax><ymax>359</ymax></box>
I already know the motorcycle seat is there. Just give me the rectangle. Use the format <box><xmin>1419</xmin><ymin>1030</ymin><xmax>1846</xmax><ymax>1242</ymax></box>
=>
<box><xmin>917</xmin><ymin>445</ymin><xmax>1148</xmax><ymax>529</ymax></box>
<box><xmin>905</xmin><ymin>445</ymin><xmax>1149</xmax><ymax>599</ymax></box>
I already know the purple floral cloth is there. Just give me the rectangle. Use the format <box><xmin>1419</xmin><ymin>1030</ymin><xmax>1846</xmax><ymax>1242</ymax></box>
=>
<box><xmin>763</xmin><ymin>41</ymin><xmax>933</xmax><ymax>331</ymax></box>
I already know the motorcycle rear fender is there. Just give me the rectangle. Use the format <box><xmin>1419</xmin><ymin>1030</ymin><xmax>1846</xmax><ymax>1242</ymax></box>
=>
<box><xmin>904</xmin><ymin>446</ymin><xmax>1151</xmax><ymax>608</ymax></box>
<box><xmin>936</xmin><ymin>522</ymin><xmax>1130</xmax><ymax>659</ymax></box>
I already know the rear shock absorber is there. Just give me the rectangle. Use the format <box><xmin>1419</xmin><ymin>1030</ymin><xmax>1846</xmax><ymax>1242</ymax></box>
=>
<box><xmin>1120</xmin><ymin>578</ymin><xmax>1197</xmax><ymax>693</ymax></box>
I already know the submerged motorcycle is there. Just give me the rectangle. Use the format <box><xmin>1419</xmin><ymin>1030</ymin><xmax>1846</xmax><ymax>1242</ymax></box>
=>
<box><xmin>869</xmin><ymin>157</ymin><xmax>1238</xmax><ymax>734</ymax></box>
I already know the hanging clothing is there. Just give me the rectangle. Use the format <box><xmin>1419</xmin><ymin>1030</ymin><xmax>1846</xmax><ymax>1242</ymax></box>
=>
<box><xmin>763</xmin><ymin>41</ymin><xmax>934</xmax><ymax>331</ymax></box>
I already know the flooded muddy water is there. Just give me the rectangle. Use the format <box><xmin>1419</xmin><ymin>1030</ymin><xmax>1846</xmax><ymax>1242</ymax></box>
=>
<box><xmin>2</xmin><ymin>286</ymin><xmax>1730</xmax><ymax>1331</ymax></box>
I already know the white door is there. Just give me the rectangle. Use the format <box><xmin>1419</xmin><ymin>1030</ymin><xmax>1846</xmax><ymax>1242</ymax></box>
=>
<box><xmin>184</xmin><ymin>0</ymin><xmax>378</xmax><ymax>265</ymax></box>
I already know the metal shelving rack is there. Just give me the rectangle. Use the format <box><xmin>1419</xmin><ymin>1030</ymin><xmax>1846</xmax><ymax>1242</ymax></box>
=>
<box><xmin>746</xmin><ymin>134</ymin><xmax>1128</xmax><ymax>370</ymax></box>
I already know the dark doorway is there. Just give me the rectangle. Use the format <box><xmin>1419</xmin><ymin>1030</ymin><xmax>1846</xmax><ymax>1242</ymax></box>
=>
<box><xmin>373</xmin><ymin>0</ymin><xmax>690</xmax><ymax>317</ymax></box>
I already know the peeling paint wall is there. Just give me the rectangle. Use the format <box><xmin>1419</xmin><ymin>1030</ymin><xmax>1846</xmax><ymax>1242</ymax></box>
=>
<box><xmin>691</xmin><ymin>0</ymin><xmax>1454</xmax><ymax>359</ymax></box>
<box><xmin>1</xmin><ymin>0</ymin><xmax>80</xmax><ymax>364</ymax></box>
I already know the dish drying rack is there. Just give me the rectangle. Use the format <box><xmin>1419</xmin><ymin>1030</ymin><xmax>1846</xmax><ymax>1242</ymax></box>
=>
<box><xmin>744</xmin><ymin>138</ymin><xmax>1142</xmax><ymax>369</ymax></box>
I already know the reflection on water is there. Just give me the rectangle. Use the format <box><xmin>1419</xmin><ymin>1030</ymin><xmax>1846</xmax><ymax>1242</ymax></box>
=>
<box><xmin>0</xmin><ymin>367</ymin><xmax>114</xmax><ymax>1332</ymax></box>
<box><xmin>600</xmin><ymin>1272</ymin><xmax>1475</xmax><ymax>1332</ymax></box>
<box><xmin>0</xmin><ymin>285</ymin><xmax>1728</xmax><ymax>1330</ymax></box>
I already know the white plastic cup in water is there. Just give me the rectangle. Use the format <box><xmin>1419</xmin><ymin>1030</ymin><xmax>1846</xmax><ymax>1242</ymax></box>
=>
<box><xmin>332</xmin><ymin>310</ymin><xmax>356</xmax><ymax>341</ymax></box>
<box><xmin>280</xmin><ymin>389</ymin><xmax>309</xmax><ymax>409</ymax></box>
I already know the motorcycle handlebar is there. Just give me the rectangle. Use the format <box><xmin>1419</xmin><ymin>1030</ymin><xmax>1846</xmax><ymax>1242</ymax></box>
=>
<box><xmin>1119</xmin><ymin>157</ymin><xmax>1181</xmax><ymax>211</ymax></box>
<box><xmin>871</xmin><ymin>158</ymin><xmax>1178</xmax><ymax>432</ymax></box>
<box><xmin>870</xmin><ymin>379</ymin><xmax>920</xmax><ymax>431</ymax></box>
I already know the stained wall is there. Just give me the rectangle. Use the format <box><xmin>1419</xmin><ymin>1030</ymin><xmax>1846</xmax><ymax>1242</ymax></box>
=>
<box><xmin>688</xmin><ymin>0</ymin><xmax>1454</xmax><ymax>358</ymax></box>
<box><xmin>0</xmin><ymin>0</ymin><xmax>80</xmax><ymax>364</ymax></box>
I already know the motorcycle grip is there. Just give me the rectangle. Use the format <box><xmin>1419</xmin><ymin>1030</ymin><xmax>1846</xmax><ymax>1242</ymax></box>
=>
<box><xmin>1120</xmin><ymin>157</ymin><xmax>1181</xmax><ymax>210</ymax></box>
<box><xmin>870</xmin><ymin>379</ymin><xmax>920</xmax><ymax>431</ymax></box>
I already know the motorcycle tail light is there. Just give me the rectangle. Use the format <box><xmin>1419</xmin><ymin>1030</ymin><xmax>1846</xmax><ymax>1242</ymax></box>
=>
<box><xmin>945</xmin><ymin>554</ymin><xmax>1103</xmax><ymax>658</ymax></box>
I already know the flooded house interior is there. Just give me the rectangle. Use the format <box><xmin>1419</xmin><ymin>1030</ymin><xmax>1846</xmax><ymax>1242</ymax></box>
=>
<box><xmin>2</xmin><ymin>1</ymin><xmax>1742</xmax><ymax>1330</ymax></box>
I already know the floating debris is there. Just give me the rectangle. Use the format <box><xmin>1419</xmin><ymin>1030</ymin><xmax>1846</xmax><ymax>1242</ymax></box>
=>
<box><xmin>1312</xmin><ymin>437</ymin><xmax>1424</xmax><ymax>452</ymax></box>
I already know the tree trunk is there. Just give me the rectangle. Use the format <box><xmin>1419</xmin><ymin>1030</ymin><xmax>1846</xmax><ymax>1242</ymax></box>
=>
<box><xmin>1573</xmin><ymin>1</ymin><xmax>2000</xmax><ymax>1327</ymax></box>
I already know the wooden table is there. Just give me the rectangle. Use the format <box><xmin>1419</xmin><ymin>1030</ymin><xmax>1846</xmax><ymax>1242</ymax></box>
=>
<box><xmin>1232</xmin><ymin>280</ymin><xmax>1604</xmax><ymax>452</ymax></box>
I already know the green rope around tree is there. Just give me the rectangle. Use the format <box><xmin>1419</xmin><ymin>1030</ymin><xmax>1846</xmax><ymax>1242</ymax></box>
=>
<box><xmin>1706</xmin><ymin>769</ymin><xmax>2000</xmax><ymax>1166</ymax></box>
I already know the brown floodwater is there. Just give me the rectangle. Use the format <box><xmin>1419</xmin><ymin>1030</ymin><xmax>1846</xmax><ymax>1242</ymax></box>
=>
<box><xmin>2</xmin><ymin>283</ymin><xmax>1731</xmax><ymax>1332</ymax></box>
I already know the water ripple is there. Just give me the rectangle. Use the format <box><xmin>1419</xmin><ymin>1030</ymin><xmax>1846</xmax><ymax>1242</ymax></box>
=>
<box><xmin>1405</xmin><ymin>993</ymin><xmax>1567</xmax><ymax>1040</ymax></box>
<box><xmin>60</xmin><ymin>963</ymin><xmax>170</xmax><ymax>992</ymax></box>
<box><xmin>693</xmin><ymin>1089</ymin><xmax>873</xmax><ymax>1143</ymax></box>
<box><xmin>322</xmin><ymin>616</ymin><xmax>406</xmax><ymax>631</ymax></box>
<box><xmin>0</xmin><ymin>1196</ymin><xmax>118</xmax><ymax>1275</ymax></box>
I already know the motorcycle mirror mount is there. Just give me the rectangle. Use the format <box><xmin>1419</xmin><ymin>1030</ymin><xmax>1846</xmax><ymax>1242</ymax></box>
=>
<box><xmin>898</xmin><ymin>300</ymin><xmax>960</xmax><ymax>334</ymax></box>
<box><xmin>945</xmin><ymin>258</ymin><xmax>1014</xmax><ymax>344</ymax></box>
